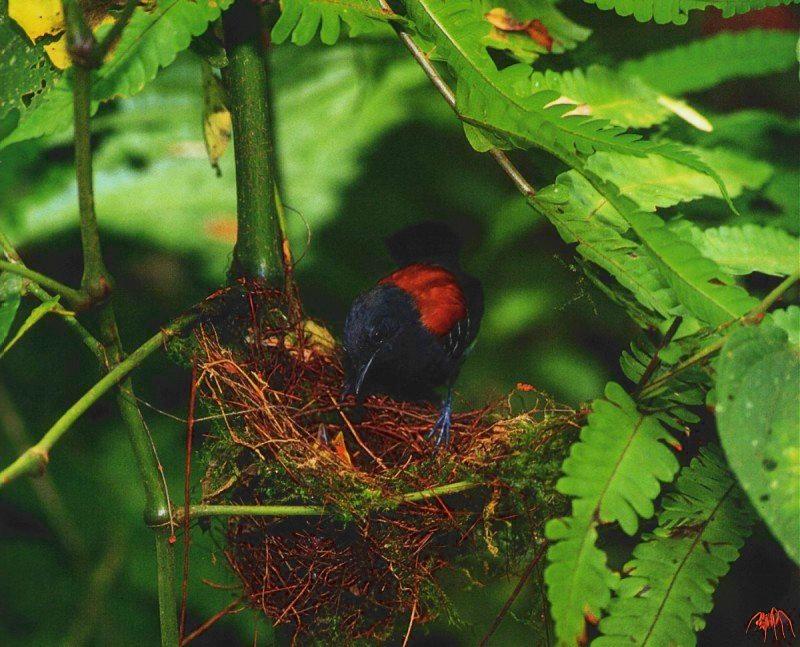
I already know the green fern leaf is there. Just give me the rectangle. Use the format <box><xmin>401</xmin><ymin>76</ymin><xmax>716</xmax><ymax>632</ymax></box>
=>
<box><xmin>671</xmin><ymin>222</ymin><xmax>800</xmax><ymax>277</ymax></box>
<box><xmin>405</xmin><ymin>0</ymin><xmax>735</xmax><ymax>208</ymax></box>
<box><xmin>482</xmin><ymin>0</ymin><xmax>591</xmax><ymax>64</ymax></box>
<box><xmin>620</xmin><ymin>29</ymin><xmax>798</xmax><ymax>94</ymax></box>
<box><xmin>1</xmin><ymin>0</ymin><xmax>232</xmax><ymax>148</ymax></box>
<box><xmin>583</xmin><ymin>0</ymin><xmax>798</xmax><ymax>26</ymax></box>
<box><xmin>594</xmin><ymin>445</ymin><xmax>754</xmax><ymax>647</ymax></box>
<box><xmin>271</xmin><ymin>0</ymin><xmax>395</xmax><ymax>46</ymax></box>
<box><xmin>715</xmin><ymin>322</ymin><xmax>800</xmax><ymax>564</ymax></box>
<box><xmin>545</xmin><ymin>382</ymin><xmax>680</xmax><ymax>646</ymax></box>
<box><xmin>583</xmin><ymin>146</ymin><xmax>772</xmax><ymax>212</ymax></box>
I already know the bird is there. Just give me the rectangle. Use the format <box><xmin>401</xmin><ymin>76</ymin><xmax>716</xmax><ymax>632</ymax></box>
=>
<box><xmin>342</xmin><ymin>221</ymin><xmax>484</xmax><ymax>448</ymax></box>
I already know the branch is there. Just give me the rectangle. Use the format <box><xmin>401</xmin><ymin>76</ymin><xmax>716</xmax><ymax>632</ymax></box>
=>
<box><xmin>175</xmin><ymin>480</ymin><xmax>479</xmax><ymax>521</ymax></box>
<box><xmin>0</xmin><ymin>311</ymin><xmax>196</xmax><ymax>486</ymax></box>
<box><xmin>379</xmin><ymin>4</ymin><xmax>535</xmax><ymax>197</ymax></box>
<box><xmin>0</xmin><ymin>231</ymin><xmax>105</xmax><ymax>361</ymax></box>
<box><xmin>221</xmin><ymin>0</ymin><xmax>284</xmax><ymax>282</ymax></box>
<box><xmin>639</xmin><ymin>271</ymin><xmax>799</xmax><ymax>399</ymax></box>
<box><xmin>0</xmin><ymin>259</ymin><xmax>86</xmax><ymax>308</ymax></box>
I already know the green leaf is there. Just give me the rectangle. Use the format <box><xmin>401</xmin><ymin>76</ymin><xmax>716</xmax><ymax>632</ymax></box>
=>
<box><xmin>271</xmin><ymin>0</ymin><xmax>395</xmax><ymax>46</ymax></box>
<box><xmin>594</xmin><ymin>445</ymin><xmax>754</xmax><ymax>647</ymax></box>
<box><xmin>582</xmin><ymin>0</ymin><xmax>798</xmax><ymax>26</ymax></box>
<box><xmin>545</xmin><ymin>382</ymin><xmax>680</xmax><ymax>645</ymax></box>
<box><xmin>1</xmin><ymin>0</ymin><xmax>233</xmax><ymax>148</ymax></box>
<box><xmin>620</xmin><ymin>30</ymin><xmax>799</xmax><ymax>95</ymax></box>
<box><xmin>482</xmin><ymin>0</ymin><xmax>590</xmax><ymax>65</ymax></box>
<box><xmin>770</xmin><ymin>306</ymin><xmax>800</xmax><ymax>346</ymax></box>
<box><xmin>671</xmin><ymin>222</ymin><xmax>800</xmax><ymax>277</ymax></box>
<box><xmin>715</xmin><ymin>322</ymin><xmax>800</xmax><ymax>564</ymax></box>
<box><xmin>405</xmin><ymin>0</ymin><xmax>735</xmax><ymax>208</ymax></box>
<box><xmin>0</xmin><ymin>296</ymin><xmax>69</xmax><ymax>359</ymax></box>
<box><xmin>528</xmin><ymin>66</ymin><xmax>696</xmax><ymax>130</ymax></box>
<box><xmin>584</xmin><ymin>147</ymin><xmax>773</xmax><ymax>212</ymax></box>
<box><xmin>0</xmin><ymin>271</ymin><xmax>22</xmax><ymax>345</ymax></box>
<box><xmin>0</xmin><ymin>2</ymin><xmax>58</xmax><ymax>123</ymax></box>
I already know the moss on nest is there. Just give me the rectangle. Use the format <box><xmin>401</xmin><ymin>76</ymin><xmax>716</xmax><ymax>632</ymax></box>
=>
<box><xmin>188</xmin><ymin>281</ymin><xmax>578</xmax><ymax>641</ymax></box>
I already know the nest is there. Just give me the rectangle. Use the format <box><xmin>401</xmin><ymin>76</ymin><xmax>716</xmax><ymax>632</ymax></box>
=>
<box><xmin>190</xmin><ymin>281</ymin><xmax>578</xmax><ymax>642</ymax></box>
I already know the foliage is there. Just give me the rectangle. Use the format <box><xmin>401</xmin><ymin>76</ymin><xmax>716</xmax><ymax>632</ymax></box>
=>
<box><xmin>594</xmin><ymin>445</ymin><xmax>755</xmax><ymax>647</ymax></box>
<box><xmin>715</xmin><ymin>320</ymin><xmax>800</xmax><ymax>565</ymax></box>
<box><xmin>0</xmin><ymin>0</ymin><xmax>797</xmax><ymax>643</ymax></box>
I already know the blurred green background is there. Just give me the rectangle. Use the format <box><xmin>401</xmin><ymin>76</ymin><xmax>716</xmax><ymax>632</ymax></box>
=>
<box><xmin>1</xmin><ymin>4</ymin><xmax>798</xmax><ymax>644</ymax></box>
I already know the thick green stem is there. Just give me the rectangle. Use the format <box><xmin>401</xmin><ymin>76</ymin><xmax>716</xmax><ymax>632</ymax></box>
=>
<box><xmin>221</xmin><ymin>0</ymin><xmax>283</xmax><ymax>282</ymax></box>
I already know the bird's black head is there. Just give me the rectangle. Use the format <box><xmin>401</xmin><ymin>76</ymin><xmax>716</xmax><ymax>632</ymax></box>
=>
<box><xmin>342</xmin><ymin>284</ymin><xmax>419</xmax><ymax>400</ymax></box>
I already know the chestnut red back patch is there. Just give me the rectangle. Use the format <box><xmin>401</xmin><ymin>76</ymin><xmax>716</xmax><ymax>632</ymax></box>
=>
<box><xmin>380</xmin><ymin>264</ymin><xmax>466</xmax><ymax>336</ymax></box>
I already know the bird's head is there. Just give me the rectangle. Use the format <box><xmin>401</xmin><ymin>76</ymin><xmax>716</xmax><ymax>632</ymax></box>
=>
<box><xmin>342</xmin><ymin>285</ymin><xmax>417</xmax><ymax>400</ymax></box>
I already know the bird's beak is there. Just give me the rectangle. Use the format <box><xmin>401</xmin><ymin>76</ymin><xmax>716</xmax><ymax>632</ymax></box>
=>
<box><xmin>353</xmin><ymin>351</ymin><xmax>378</xmax><ymax>401</ymax></box>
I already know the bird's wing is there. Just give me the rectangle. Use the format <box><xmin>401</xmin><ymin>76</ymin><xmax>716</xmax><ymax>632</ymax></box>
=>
<box><xmin>441</xmin><ymin>308</ymin><xmax>480</xmax><ymax>362</ymax></box>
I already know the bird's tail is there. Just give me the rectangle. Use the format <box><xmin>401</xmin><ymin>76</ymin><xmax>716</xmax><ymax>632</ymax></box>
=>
<box><xmin>385</xmin><ymin>221</ymin><xmax>462</xmax><ymax>266</ymax></box>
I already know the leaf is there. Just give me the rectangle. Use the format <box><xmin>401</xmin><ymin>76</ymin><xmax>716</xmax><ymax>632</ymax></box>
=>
<box><xmin>201</xmin><ymin>62</ymin><xmax>231</xmax><ymax>176</ymax></box>
<box><xmin>545</xmin><ymin>382</ymin><xmax>680</xmax><ymax>646</ymax></box>
<box><xmin>581</xmin><ymin>0</ymin><xmax>798</xmax><ymax>26</ymax></box>
<box><xmin>594</xmin><ymin>445</ymin><xmax>755</xmax><ymax>647</ymax></box>
<box><xmin>715</xmin><ymin>322</ymin><xmax>800</xmax><ymax>564</ymax></box>
<box><xmin>404</xmin><ymin>0</ymin><xmax>738</xmax><ymax>208</ymax></box>
<box><xmin>0</xmin><ymin>4</ymin><xmax>59</xmax><ymax>122</ymax></box>
<box><xmin>671</xmin><ymin>222</ymin><xmax>800</xmax><ymax>277</ymax></box>
<box><xmin>770</xmin><ymin>306</ymin><xmax>800</xmax><ymax>346</ymax></box>
<box><xmin>584</xmin><ymin>147</ymin><xmax>773</xmax><ymax>212</ymax></box>
<box><xmin>530</xmin><ymin>66</ymin><xmax>709</xmax><ymax>130</ymax></box>
<box><xmin>271</xmin><ymin>0</ymin><xmax>395</xmax><ymax>46</ymax></box>
<box><xmin>1</xmin><ymin>0</ymin><xmax>234</xmax><ymax>148</ymax></box>
<box><xmin>620</xmin><ymin>29</ymin><xmax>799</xmax><ymax>95</ymax></box>
<box><xmin>483</xmin><ymin>0</ymin><xmax>590</xmax><ymax>64</ymax></box>
<box><xmin>0</xmin><ymin>271</ymin><xmax>23</xmax><ymax>345</ymax></box>
<box><xmin>0</xmin><ymin>296</ymin><xmax>70</xmax><ymax>359</ymax></box>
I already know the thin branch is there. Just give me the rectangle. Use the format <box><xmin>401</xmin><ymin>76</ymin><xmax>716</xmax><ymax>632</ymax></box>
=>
<box><xmin>639</xmin><ymin>271</ymin><xmax>800</xmax><ymax>400</ymax></box>
<box><xmin>478</xmin><ymin>541</ymin><xmax>549</xmax><ymax>646</ymax></box>
<box><xmin>0</xmin><ymin>311</ymin><xmax>196</xmax><ymax>486</ymax></box>
<box><xmin>180</xmin><ymin>596</ymin><xmax>245</xmax><ymax>646</ymax></box>
<box><xmin>633</xmin><ymin>316</ymin><xmax>683</xmax><ymax>398</ymax></box>
<box><xmin>177</xmin><ymin>480</ymin><xmax>479</xmax><ymax>521</ymax></box>
<box><xmin>0</xmin><ymin>231</ymin><xmax>105</xmax><ymax>361</ymax></box>
<box><xmin>179</xmin><ymin>366</ymin><xmax>198</xmax><ymax>641</ymax></box>
<box><xmin>379</xmin><ymin>4</ymin><xmax>535</xmax><ymax>197</ymax></box>
<box><xmin>0</xmin><ymin>259</ymin><xmax>86</xmax><ymax>307</ymax></box>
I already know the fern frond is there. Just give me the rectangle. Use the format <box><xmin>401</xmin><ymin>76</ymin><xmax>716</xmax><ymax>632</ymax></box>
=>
<box><xmin>271</xmin><ymin>0</ymin><xmax>396</xmax><ymax>46</ymax></box>
<box><xmin>671</xmin><ymin>222</ymin><xmax>800</xmax><ymax>277</ymax></box>
<box><xmin>482</xmin><ymin>0</ymin><xmax>591</xmax><ymax>64</ymax></box>
<box><xmin>545</xmin><ymin>382</ymin><xmax>680</xmax><ymax>645</ymax></box>
<box><xmin>1</xmin><ymin>0</ymin><xmax>233</xmax><ymax>148</ymax></box>
<box><xmin>620</xmin><ymin>29</ymin><xmax>798</xmax><ymax>94</ymax></box>
<box><xmin>594</xmin><ymin>445</ymin><xmax>754</xmax><ymax>647</ymax></box>
<box><xmin>584</xmin><ymin>146</ymin><xmax>772</xmax><ymax>211</ymax></box>
<box><xmin>583</xmin><ymin>0</ymin><xmax>798</xmax><ymax>26</ymax></box>
<box><xmin>405</xmin><ymin>0</ymin><xmax>735</xmax><ymax>207</ymax></box>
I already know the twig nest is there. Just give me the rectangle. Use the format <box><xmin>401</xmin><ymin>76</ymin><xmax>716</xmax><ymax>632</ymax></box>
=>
<box><xmin>192</xmin><ymin>281</ymin><xmax>577</xmax><ymax>641</ymax></box>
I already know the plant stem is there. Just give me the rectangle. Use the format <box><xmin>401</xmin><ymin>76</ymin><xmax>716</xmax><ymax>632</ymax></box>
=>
<box><xmin>639</xmin><ymin>271</ymin><xmax>800</xmax><ymax>399</ymax></box>
<box><xmin>0</xmin><ymin>232</ymin><xmax>105</xmax><ymax>361</ymax></box>
<box><xmin>378</xmin><ymin>5</ymin><xmax>535</xmax><ymax>197</ymax></box>
<box><xmin>0</xmin><ymin>312</ymin><xmax>196</xmax><ymax>486</ymax></box>
<box><xmin>179</xmin><ymin>480</ymin><xmax>479</xmax><ymax>520</ymax></box>
<box><xmin>221</xmin><ymin>0</ymin><xmax>283</xmax><ymax>282</ymax></box>
<box><xmin>0</xmin><ymin>259</ymin><xmax>86</xmax><ymax>307</ymax></box>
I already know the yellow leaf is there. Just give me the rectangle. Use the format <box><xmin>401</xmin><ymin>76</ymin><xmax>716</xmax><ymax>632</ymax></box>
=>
<box><xmin>202</xmin><ymin>63</ymin><xmax>232</xmax><ymax>175</ymax></box>
<box><xmin>9</xmin><ymin>0</ymin><xmax>64</xmax><ymax>42</ymax></box>
<box><xmin>44</xmin><ymin>36</ymin><xmax>71</xmax><ymax>70</ymax></box>
<box><xmin>330</xmin><ymin>432</ymin><xmax>353</xmax><ymax>467</ymax></box>
<box><xmin>303</xmin><ymin>320</ymin><xmax>337</xmax><ymax>355</ymax></box>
